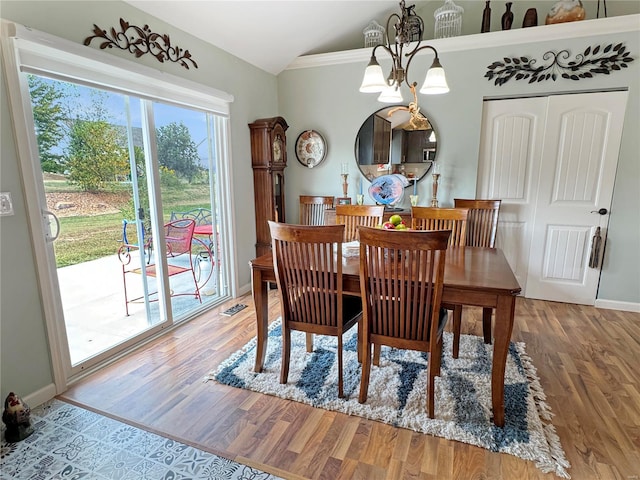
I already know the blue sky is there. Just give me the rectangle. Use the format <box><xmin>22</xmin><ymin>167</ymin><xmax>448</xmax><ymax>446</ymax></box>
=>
<box><xmin>35</xmin><ymin>75</ymin><xmax>210</xmax><ymax>159</ymax></box>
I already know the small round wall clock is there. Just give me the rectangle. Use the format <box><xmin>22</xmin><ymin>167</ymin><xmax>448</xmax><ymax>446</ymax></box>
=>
<box><xmin>295</xmin><ymin>130</ymin><xmax>327</xmax><ymax>168</ymax></box>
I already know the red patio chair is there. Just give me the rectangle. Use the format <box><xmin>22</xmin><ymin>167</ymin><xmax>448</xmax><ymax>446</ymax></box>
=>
<box><xmin>118</xmin><ymin>218</ymin><xmax>210</xmax><ymax>315</ymax></box>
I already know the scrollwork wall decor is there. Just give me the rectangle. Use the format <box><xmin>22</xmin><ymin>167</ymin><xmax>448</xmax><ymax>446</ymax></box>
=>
<box><xmin>84</xmin><ymin>18</ymin><xmax>198</xmax><ymax>70</ymax></box>
<box><xmin>485</xmin><ymin>43</ymin><xmax>633</xmax><ymax>86</ymax></box>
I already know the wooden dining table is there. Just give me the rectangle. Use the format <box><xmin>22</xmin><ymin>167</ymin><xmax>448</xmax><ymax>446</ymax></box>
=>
<box><xmin>249</xmin><ymin>246</ymin><xmax>521</xmax><ymax>427</ymax></box>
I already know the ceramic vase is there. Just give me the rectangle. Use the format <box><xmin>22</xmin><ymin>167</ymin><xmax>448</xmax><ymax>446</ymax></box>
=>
<box><xmin>501</xmin><ymin>2</ymin><xmax>514</xmax><ymax>30</ymax></box>
<box><xmin>522</xmin><ymin>8</ymin><xmax>538</xmax><ymax>27</ymax></box>
<box><xmin>481</xmin><ymin>1</ymin><xmax>491</xmax><ymax>33</ymax></box>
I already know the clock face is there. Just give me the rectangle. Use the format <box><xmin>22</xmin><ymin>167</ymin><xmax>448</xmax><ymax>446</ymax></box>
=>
<box><xmin>272</xmin><ymin>136</ymin><xmax>284</xmax><ymax>163</ymax></box>
<box><xmin>295</xmin><ymin>130</ymin><xmax>327</xmax><ymax>168</ymax></box>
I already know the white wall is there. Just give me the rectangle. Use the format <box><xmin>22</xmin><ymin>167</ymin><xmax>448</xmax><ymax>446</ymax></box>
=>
<box><xmin>278</xmin><ymin>17</ymin><xmax>640</xmax><ymax>305</ymax></box>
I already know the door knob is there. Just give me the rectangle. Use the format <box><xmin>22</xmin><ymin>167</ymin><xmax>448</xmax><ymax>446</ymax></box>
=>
<box><xmin>591</xmin><ymin>208</ymin><xmax>608</xmax><ymax>215</ymax></box>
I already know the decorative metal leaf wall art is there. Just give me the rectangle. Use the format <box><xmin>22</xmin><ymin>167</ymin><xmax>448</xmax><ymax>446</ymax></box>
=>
<box><xmin>485</xmin><ymin>43</ymin><xmax>633</xmax><ymax>86</ymax></box>
<box><xmin>84</xmin><ymin>18</ymin><xmax>198</xmax><ymax>70</ymax></box>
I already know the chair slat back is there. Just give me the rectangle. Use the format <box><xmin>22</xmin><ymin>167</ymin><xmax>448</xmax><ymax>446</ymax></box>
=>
<box><xmin>358</xmin><ymin>227</ymin><xmax>450</xmax><ymax>345</ymax></box>
<box><xmin>335</xmin><ymin>205</ymin><xmax>385</xmax><ymax>242</ymax></box>
<box><xmin>299</xmin><ymin>195</ymin><xmax>334</xmax><ymax>225</ymax></box>
<box><xmin>164</xmin><ymin>219</ymin><xmax>195</xmax><ymax>256</ymax></box>
<box><xmin>269</xmin><ymin>222</ymin><xmax>345</xmax><ymax>327</ymax></box>
<box><xmin>454</xmin><ymin>199</ymin><xmax>501</xmax><ymax>248</ymax></box>
<box><xmin>411</xmin><ymin>207</ymin><xmax>469</xmax><ymax>247</ymax></box>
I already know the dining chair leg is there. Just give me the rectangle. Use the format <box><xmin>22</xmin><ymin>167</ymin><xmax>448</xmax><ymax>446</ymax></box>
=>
<box><xmin>432</xmin><ymin>336</ymin><xmax>443</xmax><ymax>377</ymax></box>
<box><xmin>280</xmin><ymin>326</ymin><xmax>291</xmax><ymax>384</ymax></box>
<box><xmin>426</xmin><ymin>354</ymin><xmax>437</xmax><ymax>418</ymax></box>
<box><xmin>305</xmin><ymin>332</ymin><xmax>313</xmax><ymax>353</ymax></box>
<box><xmin>482</xmin><ymin>307</ymin><xmax>492</xmax><ymax>344</ymax></box>
<box><xmin>338</xmin><ymin>335</ymin><xmax>344</xmax><ymax>398</ymax></box>
<box><xmin>452</xmin><ymin>306</ymin><xmax>462</xmax><ymax>359</ymax></box>
<box><xmin>359</xmin><ymin>342</ymin><xmax>372</xmax><ymax>403</ymax></box>
<box><xmin>373</xmin><ymin>344</ymin><xmax>381</xmax><ymax>366</ymax></box>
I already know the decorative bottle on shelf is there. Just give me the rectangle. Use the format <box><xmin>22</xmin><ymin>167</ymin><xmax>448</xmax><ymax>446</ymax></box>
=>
<box><xmin>481</xmin><ymin>1</ymin><xmax>491</xmax><ymax>33</ymax></box>
<box><xmin>502</xmin><ymin>2</ymin><xmax>514</xmax><ymax>30</ymax></box>
<box><xmin>522</xmin><ymin>8</ymin><xmax>538</xmax><ymax>27</ymax></box>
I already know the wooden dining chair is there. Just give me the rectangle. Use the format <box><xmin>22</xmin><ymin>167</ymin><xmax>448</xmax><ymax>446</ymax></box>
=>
<box><xmin>299</xmin><ymin>195</ymin><xmax>334</xmax><ymax>225</ymax></box>
<box><xmin>454</xmin><ymin>199</ymin><xmax>501</xmax><ymax>249</ymax></box>
<box><xmin>450</xmin><ymin>199</ymin><xmax>502</xmax><ymax>357</ymax></box>
<box><xmin>358</xmin><ymin>226</ymin><xmax>451</xmax><ymax>418</ymax></box>
<box><xmin>268</xmin><ymin>221</ymin><xmax>362</xmax><ymax>398</ymax></box>
<box><xmin>410</xmin><ymin>207</ymin><xmax>469</xmax><ymax>247</ymax></box>
<box><xmin>335</xmin><ymin>204</ymin><xmax>385</xmax><ymax>242</ymax></box>
<box><xmin>411</xmin><ymin>206</ymin><xmax>469</xmax><ymax>358</ymax></box>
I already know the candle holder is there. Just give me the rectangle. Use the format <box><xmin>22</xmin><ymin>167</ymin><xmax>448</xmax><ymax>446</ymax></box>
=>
<box><xmin>410</xmin><ymin>195</ymin><xmax>419</xmax><ymax>207</ymax></box>
<box><xmin>431</xmin><ymin>173</ymin><xmax>441</xmax><ymax>207</ymax></box>
<box><xmin>356</xmin><ymin>194</ymin><xmax>364</xmax><ymax>205</ymax></box>
<box><xmin>341</xmin><ymin>173</ymin><xmax>349</xmax><ymax>197</ymax></box>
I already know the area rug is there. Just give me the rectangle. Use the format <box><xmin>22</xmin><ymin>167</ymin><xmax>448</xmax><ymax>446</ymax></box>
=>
<box><xmin>208</xmin><ymin>319</ymin><xmax>570</xmax><ymax>479</ymax></box>
<box><xmin>0</xmin><ymin>398</ymin><xmax>281</xmax><ymax>480</ymax></box>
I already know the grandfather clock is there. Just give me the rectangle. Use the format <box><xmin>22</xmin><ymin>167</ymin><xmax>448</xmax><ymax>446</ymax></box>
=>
<box><xmin>249</xmin><ymin>116</ymin><xmax>288</xmax><ymax>257</ymax></box>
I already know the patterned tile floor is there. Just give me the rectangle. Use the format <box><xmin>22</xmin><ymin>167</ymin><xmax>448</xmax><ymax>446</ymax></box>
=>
<box><xmin>0</xmin><ymin>399</ymin><xmax>281</xmax><ymax>480</ymax></box>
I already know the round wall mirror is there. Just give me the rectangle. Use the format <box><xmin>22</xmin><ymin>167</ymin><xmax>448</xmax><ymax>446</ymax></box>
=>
<box><xmin>354</xmin><ymin>105</ymin><xmax>437</xmax><ymax>186</ymax></box>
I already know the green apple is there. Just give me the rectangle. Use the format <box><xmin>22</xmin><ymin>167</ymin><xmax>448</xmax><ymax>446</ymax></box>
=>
<box><xmin>389</xmin><ymin>214</ymin><xmax>403</xmax><ymax>226</ymax></box>
<box><xmin>394</xmin><ymin>223</ymin><xmax>408</xmax><ymax>230</ymax></box>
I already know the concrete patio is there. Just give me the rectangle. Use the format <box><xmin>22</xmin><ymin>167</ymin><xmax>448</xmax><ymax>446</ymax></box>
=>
<box><xmin>57</xmin><ymin>252</ymin><xmax>219</xmax><ymax>365</ymax></box>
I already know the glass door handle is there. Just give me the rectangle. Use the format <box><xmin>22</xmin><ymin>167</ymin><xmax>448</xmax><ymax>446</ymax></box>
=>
<box><xmin>44</xmin><ymin>210</ymin><xmax>60</xmax><ymax>242</ymax></box>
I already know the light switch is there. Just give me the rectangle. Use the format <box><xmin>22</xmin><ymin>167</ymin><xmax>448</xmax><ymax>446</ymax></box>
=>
<box><xmin>0</xmin><ymin>192</ymin><xmax>14</xmax><ymax>216</ymax></box>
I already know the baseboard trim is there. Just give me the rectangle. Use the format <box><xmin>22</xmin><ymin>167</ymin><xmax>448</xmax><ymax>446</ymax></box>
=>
<box><xmin>23</xmin><ymin>383</ymin><xmax>57</xmax><ymax>409</ymax></box>
<box><xmin>595</xmin><ymin>299</ymin><xmax>640</xmax><ymax>312</ymax></box>
<box><xmin>236</xmin><ymin>282</ymin><xmax>251</xmax><ymax>297</ymax></box>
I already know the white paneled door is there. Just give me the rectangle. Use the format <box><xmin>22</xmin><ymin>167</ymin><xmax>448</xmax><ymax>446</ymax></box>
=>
<box><xmin>478</xmin><ymin>91</ymin><xmax>628</xmax><ymax>305</ymax></box>
<box><xmin>477</xmin><ymin>97</ymin><xmax>547</xmax><ymax>292</ymax></box>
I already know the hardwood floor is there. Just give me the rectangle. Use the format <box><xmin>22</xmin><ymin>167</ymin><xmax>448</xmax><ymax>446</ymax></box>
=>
<box><xmin>61</xmin><ymin>292</ymin><xmax>640</xmax><ymax>479</ymax></box>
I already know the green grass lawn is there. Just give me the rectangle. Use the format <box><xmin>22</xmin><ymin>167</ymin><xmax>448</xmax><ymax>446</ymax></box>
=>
<box><xmin>54</xmin><ymin>214</ymin><xmax>125</xmax><ymax>267</ymax></box>
<box><xmin>51</xmin><ymin>181</ymin><xmax>212</xmax><ymax>268</ymax></box>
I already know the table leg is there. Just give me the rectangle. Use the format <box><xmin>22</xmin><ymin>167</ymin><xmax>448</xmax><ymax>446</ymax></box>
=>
<box><xmin>252</xmin><ymin>268</ymin><xmax>268</xmax><ymax>372</ymax></box>
<box><xmin>491</xmin><ymin>295</ymin><xmax>516</xmax><ymax>427</ymax></box>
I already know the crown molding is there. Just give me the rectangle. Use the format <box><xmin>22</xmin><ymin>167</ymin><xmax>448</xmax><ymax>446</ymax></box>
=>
<box><xmin>286</xmin><ymin>14</ymin><xmax>640</xmax><ymax>71</ymax></box>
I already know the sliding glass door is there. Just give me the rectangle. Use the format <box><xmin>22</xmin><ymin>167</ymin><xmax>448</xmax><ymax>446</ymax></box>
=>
<box><xmin>26</xmin><ymin>74</ymin><xmax>230</xmax><ymax>373</ymax></box>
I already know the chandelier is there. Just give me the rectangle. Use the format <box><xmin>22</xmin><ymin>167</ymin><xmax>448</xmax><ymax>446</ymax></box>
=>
<box><xmin>359</xmin><ymin>0</ymin><xmax>449</xmax><ymax>103</ymax></box>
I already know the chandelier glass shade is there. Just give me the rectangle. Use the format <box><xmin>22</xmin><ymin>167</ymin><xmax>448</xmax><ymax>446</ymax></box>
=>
<box><xmin>377</xmin><ymin>81</ymin><xmax>404</xmax><ymax>103</ymax></box>
<box><xmin>359</xmin><ymin>0</ymin><xmax>450</xmax><ymax>103</ymax></box>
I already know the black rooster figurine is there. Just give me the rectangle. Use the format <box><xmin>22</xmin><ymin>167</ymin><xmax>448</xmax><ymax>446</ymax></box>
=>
<box><xmin>2</xmin><ymin>392</ymin><xmax>34</xmax><ymax>442</ymax></box>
